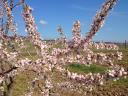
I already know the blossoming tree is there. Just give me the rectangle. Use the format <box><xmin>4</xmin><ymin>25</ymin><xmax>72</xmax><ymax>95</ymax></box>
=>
<box><xmin>0</xmin><ymin>0</ymin><xmax>127</xmax><ymax>96</ymax></box>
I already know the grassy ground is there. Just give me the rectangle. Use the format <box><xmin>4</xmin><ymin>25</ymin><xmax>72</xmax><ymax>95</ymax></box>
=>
<box><xmin>90</xmin><ymin>78</ymin><xmax>128</xmax><ymax>96</ymax></box>
<box><xmin>67</xmin><ymin>63</ymin><xmax>107</xmax><ymax>74</ymax></box>
<box><xmin>9</xmin><ymin>42</ymin><xmax>128</xmax><ymax>96</ymax></box>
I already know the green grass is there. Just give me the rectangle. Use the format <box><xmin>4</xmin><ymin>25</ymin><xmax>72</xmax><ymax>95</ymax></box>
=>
<box><xmin>113</xmin><ymin>78</ymin><xmax>128</xmax><ymax>86</ymax></box>
<box><xmin>12</xmin><ymin>74</ymin><xmax>29</xmax><ymax>96</ymax></box>
<box><xmin>67</xmin><ymin>63</ymin><xmax>107</xmax><ymax>74</ymax></box>
<box><xmin>12</xmin><ymin>71</ymin><xmax>36</xmax><ymax>96</ymax></box>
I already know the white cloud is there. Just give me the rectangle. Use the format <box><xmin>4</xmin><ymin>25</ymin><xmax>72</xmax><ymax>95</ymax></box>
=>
<box><xmin>39</xmin><ymin>19</ymin><xmax>48</xmax><ymax>25</ymax></box>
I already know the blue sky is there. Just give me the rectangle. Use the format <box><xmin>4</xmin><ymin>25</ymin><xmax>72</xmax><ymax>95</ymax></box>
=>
<box><xmin>13</xmin><ymin>0</ymin><xmax>128</xmax><ymax>42</ymax></box>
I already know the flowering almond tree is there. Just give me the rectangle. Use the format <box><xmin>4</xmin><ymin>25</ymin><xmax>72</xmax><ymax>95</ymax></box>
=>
<box><xmin>0</xmin><ymin>0</ymin><xmax>127</xmax><ymax>96</ymax></box>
